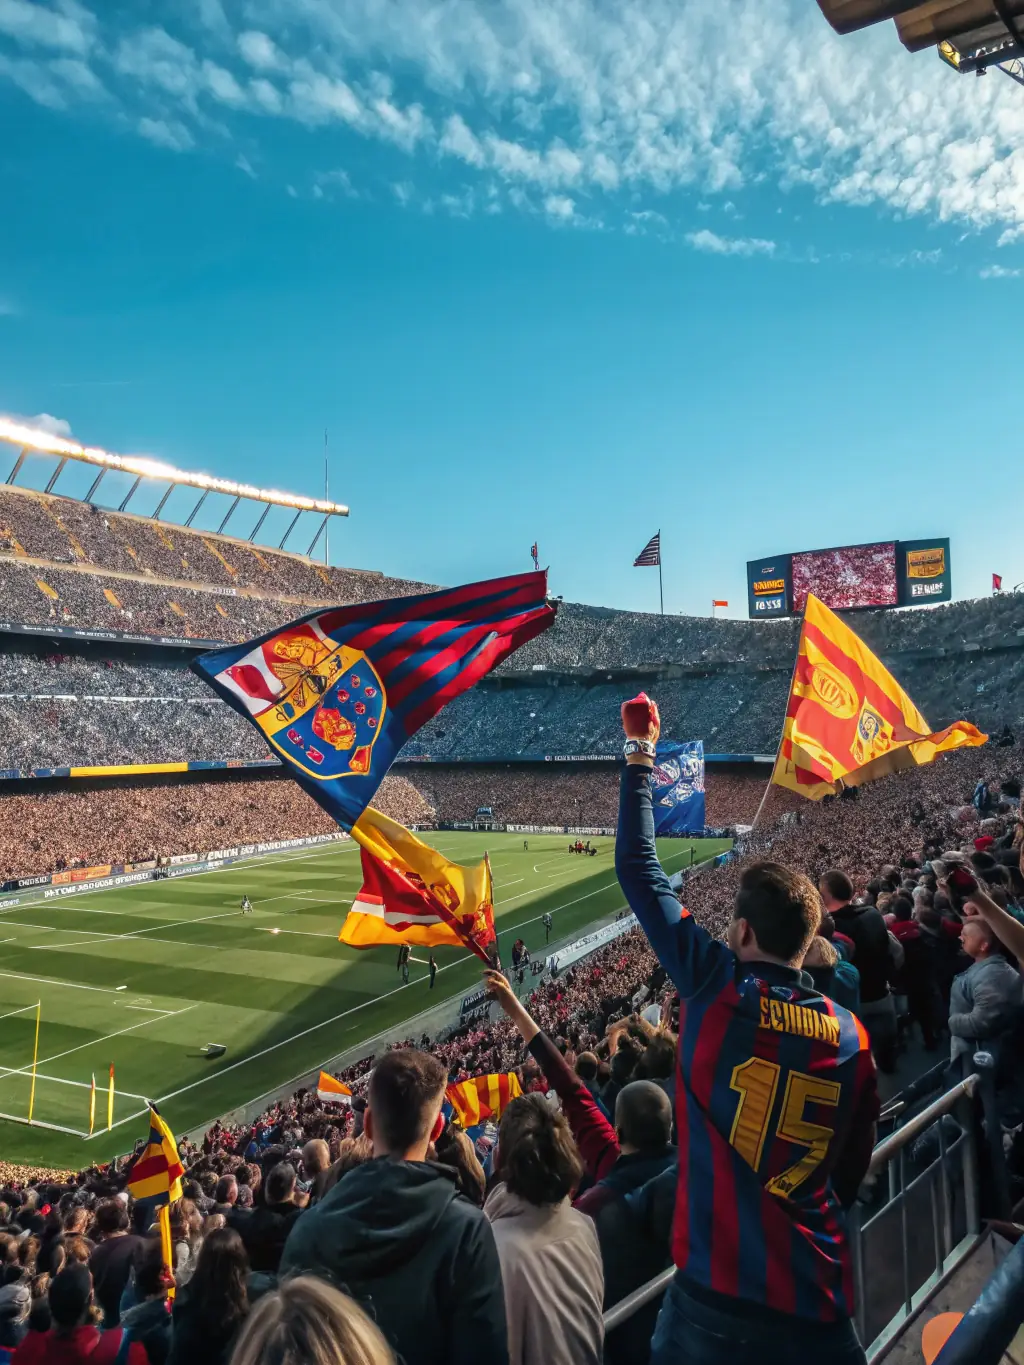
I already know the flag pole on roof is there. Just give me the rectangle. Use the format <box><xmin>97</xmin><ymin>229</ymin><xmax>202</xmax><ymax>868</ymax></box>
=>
<box><xmin>634</xmin><ymin>531</ymin><xmax>663</xmax><ymax>615</ymax></box>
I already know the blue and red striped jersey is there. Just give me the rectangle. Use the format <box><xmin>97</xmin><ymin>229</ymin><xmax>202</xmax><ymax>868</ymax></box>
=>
<box><xmin>615</xmin><ymin>766</ymin><xmax>878</xmax><ymax>1323</ymax></box>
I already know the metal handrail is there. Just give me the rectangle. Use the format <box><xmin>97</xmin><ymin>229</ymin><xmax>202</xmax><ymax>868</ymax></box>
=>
<box><xmin>602</xmin><ymin>1072</ymin><xmax>982</xmax><ymax>1333</ymax></box>
<box><xmin>868</xmin><ymin>1074</ymin><xmax>978</xmax><ymax>1174</ymax></box>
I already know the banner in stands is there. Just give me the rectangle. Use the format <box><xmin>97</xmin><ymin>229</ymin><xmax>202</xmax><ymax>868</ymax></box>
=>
<box><xmin>652</xmin><ymin>741</ymin><xmax>705</xmax><ymax>835</ymax></box>
<box><xmin>543</xmin><ymin>754</ymin><xmax>617</xmax><ymax>763</ymax></box>
<box><xmin>5</xmin><ymin>832</ymin><xmax>347</xmax><ymax>896</ymax></box>
<box><xmin>505</xmin><ymin>824</ymin><xmax>615</xmax><ymax>836</ymax></box>
<box><xmin>0</xmin><ymin>621</ymin><xmax>228</xmax><ymax>649</ymax></box>
<box><xmin>545</xmin><ymin>914</ymin><xmax>637</xmax><ymax>974</ymax></box>
<box><xmin>0</xmin><ymin>757</ymin><xmax>282</xmax><ymax>780</ymax></box>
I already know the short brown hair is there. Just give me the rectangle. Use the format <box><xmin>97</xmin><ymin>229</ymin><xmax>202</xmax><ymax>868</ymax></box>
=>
<box><xmin>496</xmin><ymin>1094</ymin><xmax>582</xmax><ymax>1206</ymax></box>
<box><xmin>819</xmin><ymin>869</ymin><xmax>853</xmax><ymax>904</ymax></box>
<box><xmin>735</xmin><ymin>862</ymin><xmax>822</xmax><ymax>963</ymax></box>
<box><xmin>367</xmin><ymin>1049</ymin><xmax>446</xmax><ymax>1153</ymax></box>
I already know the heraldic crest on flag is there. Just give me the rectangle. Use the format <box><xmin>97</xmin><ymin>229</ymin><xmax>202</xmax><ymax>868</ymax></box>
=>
<box><xmin>194</xmin><ymin>572</ymin><xmax>556</xmax><ymax>829</ymax></box>
<box><xmin>773</xmin><ymin>594</ymin><xmax>986</xmax><ymax>799</ymax></box>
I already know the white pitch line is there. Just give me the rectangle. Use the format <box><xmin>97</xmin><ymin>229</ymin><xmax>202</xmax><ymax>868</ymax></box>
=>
<box><xmin>0</xmin><ymin>969</ymin><xmax>129</xmax><ymax>995</ymax></box>
<box><xmin>0</xmin><ymin>1003</ymin><xmax>197</xmax><ymax>1077</ymax></box>
<box><xmin>123</xmin><ymin>1005</ymin><xmax>176</xmax><ymax>1014</ymax></box>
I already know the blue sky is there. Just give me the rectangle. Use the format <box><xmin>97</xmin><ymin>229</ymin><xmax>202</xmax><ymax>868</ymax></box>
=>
<box><xmin>1</xmin><ymin>0</ymin><xmax>1023</xmax><ymax>616</ymax></box>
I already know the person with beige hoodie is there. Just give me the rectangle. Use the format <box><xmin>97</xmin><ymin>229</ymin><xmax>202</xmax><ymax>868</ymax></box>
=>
<box><xmin>484</xmin><ymin>1093</ymin><xmax>604</xmax><ymax>1365</ymax></box>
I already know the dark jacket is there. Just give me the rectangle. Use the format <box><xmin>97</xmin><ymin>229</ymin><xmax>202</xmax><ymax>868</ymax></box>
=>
<box><xmin>167</xmin><ymin>1289</ymin><xmax>241</xmax><ymax>1365</ymax></box>
<box><xmin>118</xmin><ymin>1300</ymin><xmax>171</xmax><ymax>1365</ymax></box>
<box><xmin>807</xmin><ymin>961</ymin><xmax>861</xmax><ymax>1014</ymax></box>
<box><xmin>88</xmin><ymin>1236</ymin><xmax>144</xmax><ymax>1329</ymax></box>
<box><xmin>228</xmin><ymin>1201</ymin><xmax>302</xmax><ymax>1274</ymax></box>
<box><xmin>280</xmin><ymin>1157</ymin><xmax>508</xmax><ymax>1365</ymax></box>
<box><xmin>831</xmin><ymin>904</ymin><xmax>891</xmax><ymax>1003</ymax></box>
<box><xmin>579</xmin><ymin>1152</ymin><xmax>677</xmax><ymax>1365</ymax></box>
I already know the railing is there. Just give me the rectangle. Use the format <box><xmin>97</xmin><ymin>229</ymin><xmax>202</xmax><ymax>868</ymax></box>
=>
<box><xmin>603</xmin><ymin>1057</ymin><xmax>1009</xmax><ymax>1360</ymax></box>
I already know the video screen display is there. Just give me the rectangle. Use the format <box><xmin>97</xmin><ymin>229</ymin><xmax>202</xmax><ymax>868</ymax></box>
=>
<box><xmin>790</xmin><ymin>542</ymin><xmax>898</xmax><ymax>613</ymax></box>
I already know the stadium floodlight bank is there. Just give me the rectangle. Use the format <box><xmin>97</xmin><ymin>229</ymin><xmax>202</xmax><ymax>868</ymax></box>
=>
<box><xmin>816</xmin><ymin>0</ymin><xmax>1024</xmax><ymax>81</ymax></box>
<box><xmin>0</xmin><ymin>417</ymin><xmax>349</xmax><ymax>555</ymax></box>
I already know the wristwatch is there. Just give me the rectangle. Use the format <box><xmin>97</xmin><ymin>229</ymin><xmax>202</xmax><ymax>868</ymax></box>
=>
<box><xmin>623</xmin><ymin>739</ymin><xmax>656</xmax><ymax>758</ymax></box>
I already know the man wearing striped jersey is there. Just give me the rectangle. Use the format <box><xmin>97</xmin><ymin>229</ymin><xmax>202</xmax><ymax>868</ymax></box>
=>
<box><xmin>615</xmin><ymin>695</ymin><xmax>878</xmax><ymax>1365</ymax></box>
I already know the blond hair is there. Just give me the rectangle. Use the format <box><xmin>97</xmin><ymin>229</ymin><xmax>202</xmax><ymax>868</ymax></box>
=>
<box><xmin>229</xmin><ymin>1276</ymin><xmax>395</xmax><ymax>1365</ymax></box>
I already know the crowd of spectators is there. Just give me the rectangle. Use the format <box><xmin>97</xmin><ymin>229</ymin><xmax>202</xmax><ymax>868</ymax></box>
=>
<box><xmin>0</xmin><ymin>486</ymin><xmax>431</xmax><ymax>605</ymax></box>
<box><xmin>1</xmin><ymin>736</ymin><xmax>1022</xmax><ymax>1364</ymax></box>
<box><xmin>0</xmin><ymin>763</ymin><xmax>771</xmax><ymax>883</ymax></box>
<box><xmin>0</xmin><ymin>774</ymin><xmax>433</xmax><ymax>883</ymax></box>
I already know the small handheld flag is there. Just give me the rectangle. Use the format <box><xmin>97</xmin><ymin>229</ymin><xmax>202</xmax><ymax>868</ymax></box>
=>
<box><xmin>772</xmin><ymin>594</ymin><xmax>986</xmax><ymax>799</ymax></box>
<box><xmin>126</xmin><ymin>1104</ymin><xmax>185</xmax><ymax>1205</ymax></box>
<box><xmin>446</xmin><ymin>1072</ymin><xmax>522</xmax><ymax>1128</ymax></box>
<box><xmin>193</xmin><ymin>573</ymin><xmax>556</xmax><ymax>832</ymax></box>
<box><xmin>993</xmin><ymin>573</ymin><xmax>1003</xmax><ymax>592</ymax></box>
<box><xmin>316</xmin><ymin>1071</ymin><xmax>353</xmax><ymax>1105</ymax></box>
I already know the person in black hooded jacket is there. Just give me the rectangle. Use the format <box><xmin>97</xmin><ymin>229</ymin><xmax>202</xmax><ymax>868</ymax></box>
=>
<box><xmin>280</xmin><ymin>1048</ymin><xmax>508</xmax><ymax>1365</ymax></box>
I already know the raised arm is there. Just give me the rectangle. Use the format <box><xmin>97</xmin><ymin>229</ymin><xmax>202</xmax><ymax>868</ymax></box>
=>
<box><xmin>484</xmin><ymin>970</ymin><xmax>620</xmax><ymax>1182</ymax></box>
<box><xmin>614</xmin><ymin>694</ymin><xmax>733</xmax><ymax>1000</ymax></box>
<box><xmin>964</xmin><ymin>882</ymin><xmax>1024</xmax><ymax>971</ymax></box>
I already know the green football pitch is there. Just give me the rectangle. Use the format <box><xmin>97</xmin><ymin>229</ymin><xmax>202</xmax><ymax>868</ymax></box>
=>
<box><xmin>0</xmin><ymin>832</ymin><xmax>730</xmax><ymax>1170</ymax></box>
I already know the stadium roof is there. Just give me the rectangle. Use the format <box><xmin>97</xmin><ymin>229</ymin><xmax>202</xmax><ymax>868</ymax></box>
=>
<box><xmin>816</xmin><ymin>0</ymin><xmax>1024</xmax><ymax>75</ymax></box>
<box><xmin>0</xmin><ymin>417</ymin><xmax>348</xmax><ymax>555</ymax></box>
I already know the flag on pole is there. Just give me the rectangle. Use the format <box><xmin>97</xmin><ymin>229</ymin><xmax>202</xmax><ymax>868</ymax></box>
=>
<box><xmin>107</xmin><ymin>1063</ymin><xmax>115</xmax><ymax>1131</ymax></box>
<box><xmin>340</xmin><ymin>807</ymin><xmax>496</xmax><ymax>962</ymax></box>
<box><xmin>126</xmin><ymin>1104</ymin><xmax>185</xmax><ymax>1204</ymax></box>
<box><xmin>633</xmin><ymin>532</ymin><xmax>661</xmax><ymax>567</ymax></box>
<box><xmin>772</xmin><ymin>594</ymin><xmax>987</xmax><ymax>799</ymax></box>
<box><xmin>316</xmin><ymin>1071</ymin><xmax>353</xmax><ymax>1105</ymax></box>
<box><xmin>530</xmin><ymin>542</ymin><xmax>539</xmax><ymax>571</ymax></box>
<box><xmin>713</xmin><ymin>600</ymin><xmax>728</xmax><ymax>608</ymax></box>
<box><xmin>446</xmin><ymin>1072</ymin><xmax>522</xmax><ymax>1128</ymax></box>
<box><xmin>993</xmin><ymin>573</ymin><xmax>1003</xmax><ymax>591</ymax></box>
<box><xmin>88</xmin><ymin>1074</ymin><xmax>96</xmax><ymax>1138</ymax></box>
<box><xmin>193</xmin><ymin>574</ymin><xmax>556</xmax><ymax>832</ymax></box>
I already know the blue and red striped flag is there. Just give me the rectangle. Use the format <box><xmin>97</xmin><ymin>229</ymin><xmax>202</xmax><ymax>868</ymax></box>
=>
<box><xmin>193</xmin><ymin>572</ymin><xmax>556</xmax><ymax>830</ymax></box>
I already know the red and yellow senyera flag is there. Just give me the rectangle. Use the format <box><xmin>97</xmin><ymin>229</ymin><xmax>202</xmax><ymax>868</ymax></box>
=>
<box><xmin>773</xmin><ymin>594</ymin><xmax>986</xmax><ymax>799</ymax></box>
<box><xmin>445</xmin><ymin>1072</ymin><xmax>522</xmax><ymax>1128</ymax></box>
<box><xmin>339</xmin><ymin>807</ymin><xmax>497</xmax><ymax>963</ymax></box>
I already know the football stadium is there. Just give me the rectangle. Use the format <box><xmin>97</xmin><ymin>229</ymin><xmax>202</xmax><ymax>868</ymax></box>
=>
<box><xmin>3</xmin><ymin>2</ymin><xmax>1024</xmax><ymax>1363</ymax></box>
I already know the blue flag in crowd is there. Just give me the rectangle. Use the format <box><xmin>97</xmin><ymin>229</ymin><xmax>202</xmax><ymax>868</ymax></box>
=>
<box><xmin>652</xmin><ymin>740</ymin><xmax>705</xmax><ymax>835</ymax></box>
<box><xmin>193</xmin><ymin>573</ymin><xmax>556</xmax><ymax>830</ymax></box>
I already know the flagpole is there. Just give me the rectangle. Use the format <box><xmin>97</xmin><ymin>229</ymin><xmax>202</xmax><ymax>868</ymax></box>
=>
<box><xmin>658</xmin><ymin>532</ymin><xmax>664</xmax><ymax>616</ymax></box>
<box><xmin>751</xmin><ymin>601</ymin><xmax>809</xmax><ymax>831</ymax></box>
<box><xmin>27</xmin><ymin>1000</ymin><xmax>40</xmax><ymax>1123</ymax></box>
<box><xmin>324</xmin><ymin>430</ymin><xmax>329</xmax><ymax>566</ymax></box>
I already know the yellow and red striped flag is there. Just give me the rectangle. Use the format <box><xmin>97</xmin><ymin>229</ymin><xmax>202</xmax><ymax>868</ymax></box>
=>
<box><xmin>316</xmin><ymin>1071</ymin><xmax>353</xmax><ymax>1105</ymax></box>
<box><xmin>445</xmin><ymin>1072</ymin><xmax>522</xmax><ymax>1128</ymax></box>
<box><xmin>773</xmin><ymin>594</ymin><xmax>986</xmax><ymax>799</ymax></box>
<box><xmin>339</xmin><ymin>807</ymin><xmax>496</xmax><ymax>962</ymax></box>
<box><xmin>126</xmin><ymin>1104</ymin><xmax>184</xmax><ymax>1205</ymax></box>
<box><xmin>107</xmin><ymin>1063</ymin><xmax>115</xmax><ymax>1131</ymax></box>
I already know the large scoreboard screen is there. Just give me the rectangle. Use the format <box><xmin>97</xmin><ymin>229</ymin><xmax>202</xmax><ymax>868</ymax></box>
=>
<box><xmin>746</xmin><ymin>538</ymin><xmax>950</xmax><ymax>618</ymax></box>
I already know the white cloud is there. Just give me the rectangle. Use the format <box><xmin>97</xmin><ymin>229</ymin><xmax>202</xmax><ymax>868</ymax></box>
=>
<box><xmin>2</xmin><ymin>411</ymin><xmax>72</xmax><ymax>436</ymax></box>
<box><xmin>4</xmin><ymin>0</ymin><xmax>1024</xmax><ymax>244</ymax></box>
<box><xmin>235</xmin><ymin>152</ymin><xmax>256</xmax><ymax>177</ymax></box>
<box><xmin>544</xmin><ymin>193</ymin><xmax>574</xmax><ymax>219</ymax></box>
<box><xmin>315</xmin><ymin>167</ymin><xmax>357</xmax><ymax>197</ymax></box>
<box><xmin>0</xmin><ymin>0</ymin><xmax>95</xmax><ymax>54</ymax></box>
<box><xmin>979</xmin><ymin>264</ymin><xmax>1021</xmax><ymax>279</ymax></box>
<box><xmin>392</xmin><ymin>180</ymin><xmax>413</xmax><ymax>205</ymax></box>
<box><xmin>137</xmin><ymin>115</ymin><xmax>194</xmax><ymax>151</ymax></box>
<box><xmin>686</xmin><ymin>228</ymin><xmax>775</xmax><ymax>256</ymax></box>
<box><xmin>237</xmin><ymin>29</ymin><xmax>283</xmax><ymax>72</ymax></box>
